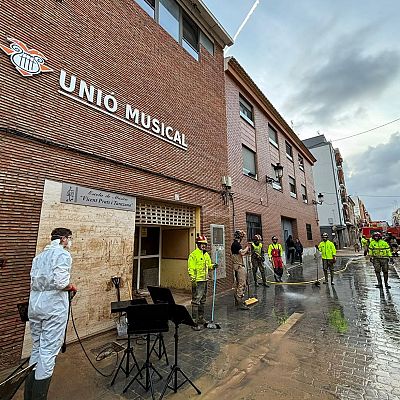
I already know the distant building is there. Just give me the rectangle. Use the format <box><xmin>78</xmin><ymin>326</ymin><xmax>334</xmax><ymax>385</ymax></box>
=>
<box><xmin>393</xmin><ymin>208</ymin><xmax>400</xmax><ymax>226</ymax></box>
<box><xmin>302</xmin><ymin>135</ymin><xmax>347</xmax><ymax>247</ymax></box>
<box><xmin>351</xmin><ymin>196</ymin><xmax>372</xmax><ymax>228</ymax></box>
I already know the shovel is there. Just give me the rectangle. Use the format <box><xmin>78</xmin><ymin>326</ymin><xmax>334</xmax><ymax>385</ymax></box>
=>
<box><xmin>205</xmin><ymin>251</ymin><xmax>221</xmax><ymax>329</ymax></box>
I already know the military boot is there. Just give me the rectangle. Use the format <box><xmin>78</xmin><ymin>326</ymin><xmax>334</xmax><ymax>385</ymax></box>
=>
<box><xmin>253</xmin><ymin>270</ymin><xmax>259</xmax><ymax>286</ymax></box>
<box><xmin>237</xmin><ymin>298</ymin><xmax>250</xmax><ymax>310</ymax></box>
<box><xmin>191</xmin><ymin>305</ymin><xmax>201</xmax><ymax>331</ymax></box>
<box><xmin>24</xmin><ymin>369</ymin><xmax>35</xmax><ymax>400</ymax></box>
<box><xmin>375</xmin><ymin>272</ymin><xmax>383</xmax><ymax>288</ymax></box>
<box><xmin>197</xmin><ymin>304</ymin><xmax>208</xmax><ymax>325</ymax></box>
<box><xmin>323</xmin><ymin>270</ymin><xmax>328</xmax><ymax>284</ymax></box>
<box><xmin>383</xmin><ymin>271</ymin><xmax>391</xmax><ymax>289</ymax></box>
<box><xmin>31</xmin><ymin>377</ymin><xmax>52</xmax><ymax>400</ymax></box>
<box><xmin>260</xmin><ymin>270</ymin><xmax>269</xmax><ymax>287</ymax></box>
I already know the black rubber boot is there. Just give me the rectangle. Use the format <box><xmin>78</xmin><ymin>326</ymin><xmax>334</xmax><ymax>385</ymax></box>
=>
<box><xmin>24</xmin><ymin>369</ymin><xmax>35</xmax><ymax>400</ymax></box>
<box><xmin>32</xmin><ymin>377</ymin><xmax>52</xmax><ymax>400</ymax></box>
<box><xmin>375</xmin><ymin>272</ymin><xmax>383</xmax><ymax>288</ymax></box>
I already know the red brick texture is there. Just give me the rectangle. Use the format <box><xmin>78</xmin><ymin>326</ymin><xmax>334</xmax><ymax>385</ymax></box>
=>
<box><xmin>225</xmin><ymin>60</ymin><xmax>320</xmax><ymax>247</ymax></box>
<box><xmin>0</xmin><ymin>0</ymin><xmax>231</xmax><ymax>369</ymax></box>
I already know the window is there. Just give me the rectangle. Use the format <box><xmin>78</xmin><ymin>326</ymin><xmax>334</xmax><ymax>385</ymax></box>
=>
<box><xmin>289</xmin><ymin>176</ymin><xmax>297</xmax><ymax>197</ymax></box>
<box><xmin>246</xmin><ymin>213</ymin><xmax>262</xmax><ymax>241</ymax></box>
<box><xmin>239</xmin><ymin>95</ymin><xmax>254</xmax><ymax>126</ymax></box>
<box><xmin>242</xmin><ymin>146</ymin><xmax>257</xmax><ymax>178</ymax></box>
<box><xmin>182</xmin><ymin>13</ymin><xmax>199</xmax><ymax>60</ymax></box>
<box><xmin>200</xmin><ymin>31</ymin><xmax>214</xmax><ymax>55</ymax></box>
<box><xmin>135</xmin><ymin>0</ymin><xmax>211</xmax><ymax>61</ymax></box>
<box><xmin>268</xmin><ymin>124</ymin><xmax>278</xmax><ymax>148</ymax></box>
<box><xmin>136</xmin><ymin>0</ymin><xmax>155</xmax><ymax>17</ymax></box>
<box><xmin>306</xmin><ymin>224</ymin><xmax>313</xmax><ymax>240</ymax></box>
<box><xmin>159</xmin><ymin>0</ymin><xmax>179</xmax><ymax>41</ymax></box>
<box><xmin>285</xmin><ymin>141</ymin><xmax>293</xmax><ymax>160</ymax></box>
<box><xmin>298</xmin><ymin>154</ymin><xmax>304</xmax><ymax>171</ymax></box>
<box><xmin>301</xmin><ymin>185</ymin><xmax>308</xmax><ymax>203</ymax></box>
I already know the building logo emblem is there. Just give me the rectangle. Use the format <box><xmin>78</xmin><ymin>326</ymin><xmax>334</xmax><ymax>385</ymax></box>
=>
<box><xmin>0</xmin><ymin>37</ymin><xmax>53</xmax><ymax>77</ymax></box>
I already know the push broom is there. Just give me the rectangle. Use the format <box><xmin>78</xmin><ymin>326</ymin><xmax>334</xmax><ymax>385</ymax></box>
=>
<box><xmin>244</xmin><ymin>256</ymin><xmax>258</xmax><ymax>306</ymax></box>
<box><xmin>205</xmin><ymin>251</ymin><xmax>221</xmax><ymax>329</ymax></box>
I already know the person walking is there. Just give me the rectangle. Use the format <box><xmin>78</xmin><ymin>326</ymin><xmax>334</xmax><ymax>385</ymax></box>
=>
<box><xmin>268</xmin><ymin>236</ymin><xmax>284</xmax><ymax>282</ymax></box>
<box><xmin>318</xmin><ymin>233</ymin><xmax>337</xmax><ymax>285</ymax></box>
<box><xmin>294</xmin><ymin>238</ymin><xmax>304</xmax><ymax>265</ymax></box>
<box><xmin>231</xmin><ymin>230</ymin><xmax>250</xmax><ymax>310</ymax></box>
<box><xmin>368</xmin><ymin>231</ymin><xmax>392</xmax><ymax>289</ymax></box>
<box><xmin>361</xmin><ymin>235</ymin><xmax>369</xmax><ymax>256</ymax></box>
<box><xmin>285</xmin><ymin>235</ymin><xmax>295</xmax><ymax>264</ymax></box>
<box><xmin>24</xmin><ymin>227</ymin><xmax>77</xmax><ymax>400</ymax></box>
<box><xmin>250</xmin><ymin>234</ymin><xmax>268</xmax><ymax>287</ymax></box>
<box><xmin>188</xmin><ymin>235</ymin><xmax>217</xmax><ymax>330</ymax></box>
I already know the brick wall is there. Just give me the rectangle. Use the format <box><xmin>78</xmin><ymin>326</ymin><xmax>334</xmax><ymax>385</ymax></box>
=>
<box><xmin>225</xmin><ymin>69</ymin><xmax>320</xmax><ymax>248</ymax></box>
<box><xmin>0</xmin><ymin>0</ymin><xmax>231</xmax><ymax>369</ymax></box>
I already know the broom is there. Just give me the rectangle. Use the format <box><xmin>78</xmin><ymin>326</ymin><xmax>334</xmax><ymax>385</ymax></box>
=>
<box><xmin>244</xmin><ymin>255</ymin><xmax>258</xmax><ymax>306</ymax></box>
<box><xmin>205</xmin><ymin>251</ymin><xmax>221</xmax><ymax>329</ymax></box>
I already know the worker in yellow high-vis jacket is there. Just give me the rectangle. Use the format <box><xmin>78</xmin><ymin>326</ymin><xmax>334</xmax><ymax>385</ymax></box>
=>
<box><xmin>368</xmin><ymin>231</ymin><xmax>392</xmax><ymax>289</ymax></box>
<box><xmin>318</xmin><ymin>233</ymin><xmax>337</xmax><ymax>285</ymax></box>
<box><xmin>188</xmin><ymin>235</ymin><xmax>217</xmax><ymax>330</ymax></box>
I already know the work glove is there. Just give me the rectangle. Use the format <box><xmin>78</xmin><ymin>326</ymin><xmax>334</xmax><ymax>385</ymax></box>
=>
<box><xmin>66</xmin><ymin>283</ymin><xmax>77</xmax><ymax>292</ymax></box>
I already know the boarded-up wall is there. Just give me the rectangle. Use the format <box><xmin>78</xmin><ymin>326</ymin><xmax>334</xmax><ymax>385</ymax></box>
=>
<box><xmin>22</xmin><ymin>179</ymin><xmax>135</xmax><ymax>356</ymax></box>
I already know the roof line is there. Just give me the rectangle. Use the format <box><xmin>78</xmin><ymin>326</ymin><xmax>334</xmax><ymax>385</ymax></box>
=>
<box><xmin>225</xmin><ymin>57</ymin><xmax>316</xmax><ymax>164</ymax></box>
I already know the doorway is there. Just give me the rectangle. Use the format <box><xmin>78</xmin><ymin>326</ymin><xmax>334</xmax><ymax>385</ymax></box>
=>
<box><xmin>133</xmin><ymin>226</ymin><xmax>161</xmax><ymax>290</ymax></box>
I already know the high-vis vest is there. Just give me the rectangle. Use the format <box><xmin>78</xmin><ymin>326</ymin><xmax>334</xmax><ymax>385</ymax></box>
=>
<box><xmin>318</xmin><ymin>240</ymin><xmax>336</xmax><ymax>260</ymax></box>
<box><xmin>251</xmin><ymin>242</ymin><xmax>263</xmax><ymax>256</ymax></box>
<box><xmin>368</xmin><ymin>239</ymin><xmax>392</xmax><ymax>258</ymax></box>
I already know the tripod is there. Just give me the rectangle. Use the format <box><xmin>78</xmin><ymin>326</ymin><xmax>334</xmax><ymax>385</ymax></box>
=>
<box><xmin>159</xmin><ymin>319</ymin><xmax>201</xmax><ymax>399</ymax></box>
<box><xmin>149</xmin><ymin>333</ymin><xmax>169</xmax><ymax>365</ymax></box>
<box><xmin>122</xmin><ymin>303</ymin><xmax>169</xmax><ymax>399</ymax></box>
<box><xmin>110</xmin><ymin>332</ymin><xmax>141</xmax><ymax>385</ymax></box>
<box><xmin>123</xmin><ymin>333</ymin><xmax>163</xmax><ymax>398</ymax></box>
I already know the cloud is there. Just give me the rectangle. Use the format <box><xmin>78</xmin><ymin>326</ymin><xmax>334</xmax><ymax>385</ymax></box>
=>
<box><xmin>345</xmin><ymin>132</ymin><xmax>400</xmax><ymax>220</ymax></box>
<box><xmin>287</xmin><ymin>30</ymin><xmax>400</xmax><ymax>125</ymax></box>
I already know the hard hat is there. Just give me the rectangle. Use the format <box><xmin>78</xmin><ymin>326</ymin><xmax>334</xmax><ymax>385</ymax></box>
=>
<box><xmin>254</xmin><ymin>234</ymin><xmax>262</xmax><ymax>241</ymax></box>
<box><xmin>272</xmin><ymin>236</ymin><xmax>278</xmax><ymax>240</ymax></box>
<box><xmin>372</xmin><ymin>231</ymin><xmax>382</xmax><ymax>238</ymax></box>
<box><xmin>196</xmin><ymin>235</ymin><xmax>208</xmax><ymax>244</ymax></box>
<box><xmin>322</xmin><ymin>233</ymin><xmax>328</xmax><ymax>238</ymax></box>
<box><xmin>234</xmin><ymin>230</ymin><xmax>245</xmax><ymax>239</ymax></box>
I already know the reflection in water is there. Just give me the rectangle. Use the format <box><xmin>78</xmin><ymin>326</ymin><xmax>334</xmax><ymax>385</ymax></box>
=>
<box><xmin>379</xmin><ymin>289</ymin><xmax>400</xmax><ymax>341</ymax></box>
<box><xmin>273</xmin><ymin>285</ymin><xmax>289</xmax><ymax>325</ymax></box>
<box><xmin>326</xmin><ymin>285</ymin><xmax>349</xmax><ymax>334</ymax></box>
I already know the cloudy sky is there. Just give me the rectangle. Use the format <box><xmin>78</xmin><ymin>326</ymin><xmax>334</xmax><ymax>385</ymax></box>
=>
<box><xmin>203</xmin><ymin>0</ymin><xmax>400</xmax><ymax>221</ymax></box>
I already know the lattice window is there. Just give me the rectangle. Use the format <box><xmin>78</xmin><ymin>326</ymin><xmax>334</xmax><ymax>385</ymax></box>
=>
<box><xmin>135</xmin><ymin>202</ymin><xmax>195</xmax><ymax>227</ymax></box>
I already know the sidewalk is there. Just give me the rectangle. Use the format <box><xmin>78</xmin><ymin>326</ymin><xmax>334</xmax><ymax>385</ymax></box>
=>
<box><xmin>6</xmin><ymin>255</ymin><xmax>400</xmax><ymax>399</ymax></box>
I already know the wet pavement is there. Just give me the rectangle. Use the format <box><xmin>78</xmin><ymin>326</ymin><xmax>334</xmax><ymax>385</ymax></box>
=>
<box><xmin>7</xmin><ymin>252</ymin><xmax>400</xmax><ymax>399</ymax></box>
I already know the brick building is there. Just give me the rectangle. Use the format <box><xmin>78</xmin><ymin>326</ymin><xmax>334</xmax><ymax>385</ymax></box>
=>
<box><xmin>0</xmin><ymin>0</ymin><xmax>233</xmax><ymax>369</ymax></box>
<box><xmin>225</xmin><ymin>57</ymin><xmax>319</xmax><ymax>256</ymax></box>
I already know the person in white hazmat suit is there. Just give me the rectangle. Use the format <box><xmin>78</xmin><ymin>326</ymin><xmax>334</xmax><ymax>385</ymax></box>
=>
<box><xmin>24</xmin><ymin>227</ymin><xmax>77</xmax><ymax>400</ymax></box>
